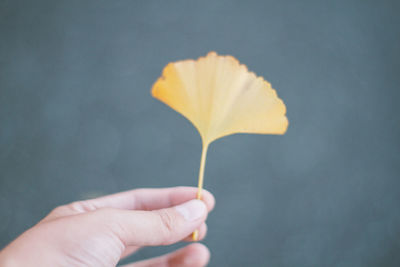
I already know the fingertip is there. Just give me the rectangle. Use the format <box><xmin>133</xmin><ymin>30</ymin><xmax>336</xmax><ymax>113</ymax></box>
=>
<box><xmin>174</xmin><ymin>199</ymin><xmax>208</xmax><ymax>222</ymax></box>
<box><xmin>171</xmin><ymin>243</ymin><xmax>210</xmax><ymax>267</ymax></box>
<box><xmin>122</xmin><ymin>243</ymin><xmax>210</xmax><ymax>267</ymax></box>
<box><xmin>197</xmin><ymin>223</ymin><xmax>208</xmax><ymax>241</ymax></box>
<box><xmin>201</xmin><ymin>189</ymin><xmax>215</xmax><ymax>212</ymax></box>
<box><xmin>164</xmin><ymin>186</ymin><xmax>215</xmax><ymax>212</ymax></box>
<box><xmin>184</xmin><ymin>223</ymin><xmax>207</xmax><ymax>242</ymax></box>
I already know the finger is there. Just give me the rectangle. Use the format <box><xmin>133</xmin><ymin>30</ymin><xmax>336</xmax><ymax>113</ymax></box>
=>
<box><xmin>183</xmin><ymin>223</ymin><xmax>207</xmax><ymax>242</ymax></box>
<box><xmin>99</xmin><ymin>199</ymin><xmax>208</xmax><ymax>246</ymax></box>
<box><xmin>120</xmin><ymin>246</ymin><xmax>140</xmax><ymax>260</ymax></box>
<box><xmin>41</xmin><ymin>187</ymin><xmax>215</xmax><ymax>223</ymax></box>
<box><xmin>118</xmin><ymin>224</ymin><xmax>207</xmax><ymax>260</ymax></box>
<box><xmin>120</xmin><ymin>243</ymin><xmax>210</xmax><ymax>267</ymax></box>
<box><xmin>89</xmin><ymin>186</ymin><xmax>215</xmax><ymax>211</ymax></box>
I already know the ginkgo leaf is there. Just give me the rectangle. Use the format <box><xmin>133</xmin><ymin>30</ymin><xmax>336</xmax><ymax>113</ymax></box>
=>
<box><xmin>151</xmin><ymin>52</ymin><xmax>288</xmax><ymax>240</ymax></box>
<box><xmin>152</xmin><ymin>51</ymin><xmax>288</xmax><ymax>145</ymax></box>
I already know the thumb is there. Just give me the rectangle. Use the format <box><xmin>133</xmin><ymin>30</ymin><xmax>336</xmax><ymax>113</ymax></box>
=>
<box><xmin>94</xmin><ymin>199</ymin><xmax>208</xmax><ymax>246</ymax></box>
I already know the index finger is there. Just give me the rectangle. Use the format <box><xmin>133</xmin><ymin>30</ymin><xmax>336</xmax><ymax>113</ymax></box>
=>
<box><xmin>44</xmin><ymin>187</ymin><xmax>215</xmax><ymax>222</ymax></box>
<box><xmin>90</xmin><ymin>186</ymin><xmax>215</xmax><ymax>212</ymax></box>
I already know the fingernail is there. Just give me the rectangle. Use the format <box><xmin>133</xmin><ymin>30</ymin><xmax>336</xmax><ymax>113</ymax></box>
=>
<box><xmin>175</xmin><ymin>200</ymin><xmax>207</xmax><ymax>221</ymax></box>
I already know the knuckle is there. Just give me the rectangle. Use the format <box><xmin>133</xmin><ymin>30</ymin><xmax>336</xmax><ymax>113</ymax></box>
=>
<box><xmin>50</xmin><ymin>206</ymin><xmax>65</xmax><ymax>215</ymax></box>
<box><xmin>43</xmin><ymin>206</ymin><xmax>68</xmax><ymax>221</ymax></box>
<box><xmin>67</xmin><ymin>200</ymin><xmax>97</xmax><ymax>213</ymax></box>
<box><xmin>157</xmin><ymin>210</ymin><xmax>177</xmax><ymax>240</ymax></box>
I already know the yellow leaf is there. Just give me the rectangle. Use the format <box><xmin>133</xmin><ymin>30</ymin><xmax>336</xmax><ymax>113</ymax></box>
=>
<box><xmin>151</xmin><ymin>52</ymin><xmax>288</xmax><ymax>240</ymax></box>
<box><xmin>152</xmin><ymin>51</ymin><xmax>288</xmax><ymax>145</ymax></box>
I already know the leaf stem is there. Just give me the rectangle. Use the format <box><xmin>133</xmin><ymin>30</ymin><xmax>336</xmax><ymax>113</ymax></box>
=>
<box><xmin>196</xmin><ymin>144</ymin><xmax>209</xmax><ymax>200</ymax></box>
<box><xmin>192</xmin><ymin>143</ymin><xmax>209</xmax><ymax>240</ymax></box>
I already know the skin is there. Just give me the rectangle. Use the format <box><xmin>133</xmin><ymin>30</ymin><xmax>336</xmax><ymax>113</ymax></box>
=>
<box><xmin>0</xmin><ymin>187</ymin><xmax>215</xmax><ymax>267</ymax></box>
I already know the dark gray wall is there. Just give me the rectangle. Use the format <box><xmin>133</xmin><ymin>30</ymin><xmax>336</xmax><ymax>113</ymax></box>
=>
<box><xmin>1</xmin><ymin>0</ymin><xmax>399</xmax><ymax>266</ymax></box>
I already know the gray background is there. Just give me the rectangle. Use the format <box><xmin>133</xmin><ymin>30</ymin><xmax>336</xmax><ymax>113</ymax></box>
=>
<box><xmin>1</xmin><ymin>0</ymin><xmax>399</xmax><ymax>266</ymax></box>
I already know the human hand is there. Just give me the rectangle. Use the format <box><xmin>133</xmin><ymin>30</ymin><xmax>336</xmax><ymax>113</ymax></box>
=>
<box><xmin>0</xmin><ymin>187</ymin><xmax>215</xmax><ymax>266</ymax></box>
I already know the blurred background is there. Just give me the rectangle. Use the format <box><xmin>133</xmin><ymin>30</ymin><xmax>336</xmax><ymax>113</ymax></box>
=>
<box><xmin>1</xmin><ymin>0</ymin><xmax>399</xmax><ymax>266</ymax></box>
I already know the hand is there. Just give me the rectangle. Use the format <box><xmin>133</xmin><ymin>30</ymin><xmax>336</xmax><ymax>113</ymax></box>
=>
<box><xmin>0</xmin><ymin>187</ymin><xmax>215</xmax><ymax>266</ymax></box>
